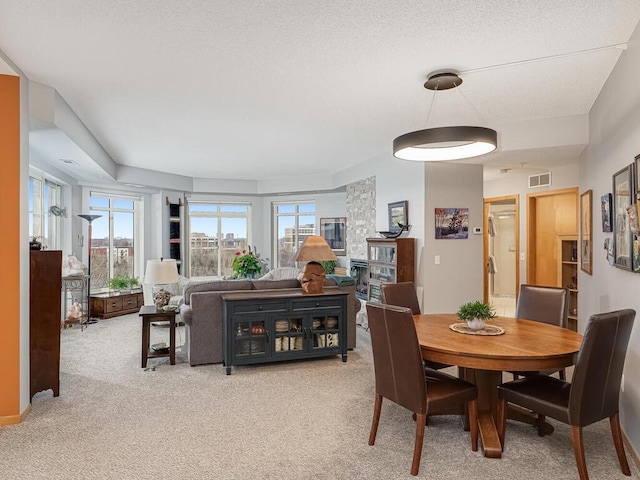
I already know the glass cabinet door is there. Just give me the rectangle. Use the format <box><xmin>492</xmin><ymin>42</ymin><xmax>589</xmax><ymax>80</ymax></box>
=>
<box><xmin>369</xmin><ymin>264</ymin><xmax>396</xmax><ymax>283</ymax></box>
<box><xmin>311</xmin><ymin>314</ymin><xmax>341</xmax><ymax>351</ymax></box>
<box><xmin>234</xmin><ymin>319</ymin><xmax>267</xmax><ymax>357</ymax></box>
<box><xmin>368</xmin><ymin>244</ymin><xmax>396</xmax><ymax>263</ymax></box>
<box><xmin>273</xmin><ymin>317</ymin><xmax>304</xmax><ymax>355</ymax></box>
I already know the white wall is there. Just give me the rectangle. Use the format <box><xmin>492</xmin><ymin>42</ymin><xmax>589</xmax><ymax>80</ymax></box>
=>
<box><xmin>483</xmin><ymin>163</ymin><xmax>579</xmax><ymax>284</ymax></box>
<box><xmin>422</xmin><ymin>163</ymin><xmax>484</xmax><ymax>313</ymax></box>
<box><xmin>335</xmin><ymin>153</ymin><xmax>426</xmax><ymax>285</ymax></box>
<box><xmin>580</xmin><ymin>22</ymin><xmax>640</xmax><ymax>454</ymax></box>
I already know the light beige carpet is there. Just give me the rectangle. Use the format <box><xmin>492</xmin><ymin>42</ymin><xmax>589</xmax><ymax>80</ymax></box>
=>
<box><xmin>0</xmin><ymin>313</ymin><xmax>637</xmax><ymax>479</ymax></box>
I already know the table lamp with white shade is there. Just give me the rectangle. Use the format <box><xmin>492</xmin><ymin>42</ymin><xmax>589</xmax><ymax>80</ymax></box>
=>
<box><xmin>145</xmin><ymin>258</ymin><xmax>179</xmax><ymax>308</ymax></box>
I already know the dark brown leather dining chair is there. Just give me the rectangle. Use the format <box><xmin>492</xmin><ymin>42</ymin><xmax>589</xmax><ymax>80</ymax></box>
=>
<box><xmin>366</xmin><ymin>302</ymin><xmax>478</xmax><ymax>476</ymax></box>
<box><xmin>380</xmin><ymin>282</ymin><xmax>452</xmax><ymax>372</ymax></box>
<box><xmin>512</xmin><ymin>283</ymin><xmax>570</xmax><ymax>380</ymax></box>
<box><xmin>497</xmin><ymin>309</ymin><xmax>635</xmax><ymax>480</ymax></box>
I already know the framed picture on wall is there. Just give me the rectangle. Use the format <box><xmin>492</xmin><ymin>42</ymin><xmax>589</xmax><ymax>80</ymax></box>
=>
<box><xmin>320</xmin><ymin>217</ymin><xmax>346</xmax><ymax>256</ymax></box>
<box><xmin>387</xmin><ymin>201</ymin><xmax>408</xmax><ymax>232</ymax></box>
<box><xmin>435</xmin><ymin>208</ymin><xmax>469</xmax><ymax>239</ymax></box>
<box><xmin>635</xmin><ymin>153</ymin><xmax>640</xmax><ymax>201</ymax></box>
<box><xmin>601</xmin><ymin>193</ymin><xmax>612</xmax><ymax>232</ymax></box>
<box><xmin>613</xmin><ymin>165</ymin><xmax>633</xmax><ymax>270</ymax></box>
<box><xmin>580</xmin><ymin>190</ymin><xmax>592</xmax><ymax>275</ymax></box>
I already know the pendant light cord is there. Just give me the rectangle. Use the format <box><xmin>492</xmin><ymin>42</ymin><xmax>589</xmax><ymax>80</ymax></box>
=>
<box><xmin>424</xmin><ymin>84</ymin><xmax>438</xmax><ymax>128</ymax></box>
<box><xmin>456</xmin><ymin>84</ymin><xmax>489</xmax><ymax>125</ymax></box>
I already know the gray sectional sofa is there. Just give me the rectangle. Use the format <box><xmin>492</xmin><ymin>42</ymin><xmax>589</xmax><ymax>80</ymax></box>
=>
<box><xmin>180</xmin><ymin>277</ymin><xmax>360</xmax><ymax>366</ymax></box>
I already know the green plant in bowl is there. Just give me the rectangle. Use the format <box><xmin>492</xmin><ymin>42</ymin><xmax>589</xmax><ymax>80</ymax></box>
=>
<box><xmin>456</xmin><ymin>300</ymin><xmax>497</xmax><ymax>330</ymax></box>
<box><xmin>109</xmin><ymin>274</ymin><xmax>139</xmax><ymax>292</ymax></box>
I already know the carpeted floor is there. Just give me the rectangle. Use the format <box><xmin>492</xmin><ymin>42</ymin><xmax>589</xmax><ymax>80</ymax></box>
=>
<box><xmin>0</xmin><ymin>313</ymin><xmax>637</xmax><ymax>479</ymax></box>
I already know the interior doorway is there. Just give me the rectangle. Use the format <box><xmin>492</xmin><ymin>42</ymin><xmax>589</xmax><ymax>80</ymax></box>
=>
<box><xmin>484</xmin><ymin>195</ymin><xmax>519</xmax><ymax>317</ymax></box>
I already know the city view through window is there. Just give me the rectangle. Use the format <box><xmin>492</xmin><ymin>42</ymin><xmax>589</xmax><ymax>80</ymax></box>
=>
<box><xmin>188</xmin><ymin>204</ymin><xmax>250</xmax><ymax>279</ymax></box>
<box><xmin>87</xmin><ymin>200</ymin><xmax>319</xmax><ymax>287</ymax></box>
<box><xmin>274</xmin><ymin>203</ymin><xmax>316</xmax><ymax>268</ymax></box>
<box><xmin>89</xmin><ymin>196</ymin><xmax>136</xmax><ymax>292</ymax></box>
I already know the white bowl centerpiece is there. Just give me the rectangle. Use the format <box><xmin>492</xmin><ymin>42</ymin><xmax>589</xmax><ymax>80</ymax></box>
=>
<box><xmin>456</xmin><ymin>300</ymin><xmax>497</xmax><ymax>331</ymax></box>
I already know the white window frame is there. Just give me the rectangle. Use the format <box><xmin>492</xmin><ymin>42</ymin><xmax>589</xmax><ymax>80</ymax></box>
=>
<box><xmin>28</xmin><ymin>173</ymin><xmax>63</xmax><ymax>250</ymax></box>
<box><xmin>272</xmin><ymin>201</ymin><xmax>316</xmax><ymax>268</ymax></box>
<box><xmin>186</xmin><ymin>201</ymin><xmax>252</xmax><ymax>279</ymax></box>
<box><xmin>88</xmin><ymin>191</ymin><xmax>142</xmax><ymax>292</ymax></box>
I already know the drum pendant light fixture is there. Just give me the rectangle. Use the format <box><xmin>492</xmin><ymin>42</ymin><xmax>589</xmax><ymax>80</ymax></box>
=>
<box><xmin>393</xmin><ymin>72</ymin><xmax>497</xmax><ymax>162</ymax></box>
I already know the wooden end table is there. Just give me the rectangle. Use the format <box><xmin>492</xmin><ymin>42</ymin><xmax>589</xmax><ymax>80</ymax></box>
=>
<box><xmin>139</xmin><ymin>306</ymin><xmax>176</xmax><ymax>368</ymax></box>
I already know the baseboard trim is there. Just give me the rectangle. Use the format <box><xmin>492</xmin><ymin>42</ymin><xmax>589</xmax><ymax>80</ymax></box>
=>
<box><xmin>0</xmin><ymin>404</ymin><xmax>31</xmax><ymax>426</ymax></box>
<box><xmin>622</xmin><ymin>426</ymin><xmax>640</xmax><ymax>470</ymax></box>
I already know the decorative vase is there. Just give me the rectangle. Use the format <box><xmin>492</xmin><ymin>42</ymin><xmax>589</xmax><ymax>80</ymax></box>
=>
<box><xmin>466</xmin><ymin>318</ymin><xmax>487</xmax><ymax>331</ymax></box>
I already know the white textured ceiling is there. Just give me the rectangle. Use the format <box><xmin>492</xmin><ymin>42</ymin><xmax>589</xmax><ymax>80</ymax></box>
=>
<box><xmin>1</xmin><ymin>1</ymin><xmax>639</xmax><ymax>183</ymax></box>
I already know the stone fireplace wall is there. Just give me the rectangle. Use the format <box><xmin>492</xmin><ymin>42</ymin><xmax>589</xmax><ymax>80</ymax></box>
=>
<box><xmin>346</xmin><ymin>176</ymin><xmax>376</xmax><ymax>260</ymax></box>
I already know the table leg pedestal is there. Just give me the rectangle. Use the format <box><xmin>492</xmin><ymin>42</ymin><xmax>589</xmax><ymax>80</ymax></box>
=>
<box><xmin>507</xmin><ymin>404</ymin><xmax>555</xmax><ymax>436</ymax></box>
<box><xmin>459</xmin><ymin>367</ymin><xmax>556</xmax><ymax>458</ymax></box>
<box><xmin>459</xmin><ymin>367</ymin><xmax>503</xmax><ymax>458</ymax></box>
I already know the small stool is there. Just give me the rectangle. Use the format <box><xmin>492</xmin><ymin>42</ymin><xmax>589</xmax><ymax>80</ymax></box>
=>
<box><xmin>139</xmin><ymin>305</ymin><xmax>176</xmax><ymax>368</ymax></box>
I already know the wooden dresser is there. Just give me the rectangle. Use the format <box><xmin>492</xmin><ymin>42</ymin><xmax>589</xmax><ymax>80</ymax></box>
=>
<box><xmin>30</xmin><ymin>250</ymin><xmax>62</xmax><ymax>400</ymax></box>
<box><xmin>90</xmin><ymin>290</ymin><xmax>144</xmax><ymax>319</ymax></box>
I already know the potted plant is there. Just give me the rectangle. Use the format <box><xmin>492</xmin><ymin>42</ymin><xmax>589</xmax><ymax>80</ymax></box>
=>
<box><xmin>319</xmin><ymin>260</ymin><xmax>337</xmax><ymax>274</ymax></box>
<box><xmin>231</xmin><ymin>246</ymin><xmax>268</xmax><ymax>278</ymax></box>
<box><xmin>109</xmin><ymin>274</ymin><xmax>139</xmax><ymax>293</ymax></box>
<box><xmin>456</xmin><ymin>300</ymin><xmax>497</xmax><ymax>331</ymax></box>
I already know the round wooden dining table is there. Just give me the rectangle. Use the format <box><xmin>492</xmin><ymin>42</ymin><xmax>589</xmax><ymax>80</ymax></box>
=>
<box><xmin>413</xmin><ymin>313</ymin><xmax>583</xmax><ymax>458</ymax></box>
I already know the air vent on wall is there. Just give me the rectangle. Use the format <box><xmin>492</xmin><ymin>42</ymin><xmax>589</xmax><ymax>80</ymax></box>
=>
<box><xmin>528</xmin><ymin>172</ymin><xmax>551</xmax><ymax>188</ymax></box>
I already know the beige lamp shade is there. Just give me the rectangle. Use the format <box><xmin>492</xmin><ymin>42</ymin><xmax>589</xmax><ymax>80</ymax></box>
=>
<box><xmin>294</xmin><ymin>236</ymin><xmax>338</xmax><ymax>262</ymax></box>
<box><xmin>145</xmin><ymin>259</ymin><xmax>179</xmax><ymax>285</ymax></box>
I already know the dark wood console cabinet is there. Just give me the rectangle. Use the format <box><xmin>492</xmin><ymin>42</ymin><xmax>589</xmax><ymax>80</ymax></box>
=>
<box><xmin>222</xmin><ymin>288</ymin><xmax>348</xmax><ymax>374</ymax></box>
<box><xmin>30</xmin><ymin>250</ymin><xmax>62</xmax><ymax>400</ymax></box>
<box><xmin>90</xmin><ymin>290</ymin><xmax>144</xmax><ymax>319</ymax></box>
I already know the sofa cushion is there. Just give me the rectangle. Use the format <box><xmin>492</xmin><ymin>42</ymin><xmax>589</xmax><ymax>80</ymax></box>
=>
<box><xmin>251</xmin><ymin>278</ymin><xmax>301</xmax><ymax>290</ymax></box>
<box><xmin>258</xmin><ymin>267</ymin><xmax>301</xmax><ymax>280</ymax></box>
<box><xmin>183</xmin><ymin>279</ymin><xmax>254</xmax><ymax>305</ymax></box>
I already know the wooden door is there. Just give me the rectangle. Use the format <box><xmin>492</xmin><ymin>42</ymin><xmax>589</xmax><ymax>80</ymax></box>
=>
<box><xmin>527</xmin><ymin>188</ymin><xmax>578</xmax><ymax>286</ymax></box>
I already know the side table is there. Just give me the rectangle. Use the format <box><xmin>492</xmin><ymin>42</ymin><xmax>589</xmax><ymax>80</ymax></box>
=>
<box><xmin>139</xmin><ymin>306</ymin><xmax>176</xmax><ymax>368</ymax></box>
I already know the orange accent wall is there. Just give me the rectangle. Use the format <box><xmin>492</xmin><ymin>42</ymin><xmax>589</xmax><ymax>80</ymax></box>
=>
<box><xmin>0</xmin><ymin>74</ymin><xmax>21</xmax><ymax>418</ymax></box>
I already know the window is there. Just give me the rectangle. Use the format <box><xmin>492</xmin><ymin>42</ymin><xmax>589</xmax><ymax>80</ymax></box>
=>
<box><xmin>89</xmin><ymin>194</ymin><xmax>140</xmax><ymax>292</ymax></box>
<box><xmin>187</xmin><ymin>202</ymin><xmax>251</xmax><ymax>279</ymax></box>
<box><xmin>273</xmin><ymin>202</ymin><xmax>316</xmax><ymax>267</ymax></box>
<box><xmin>28</xmin><ymin>176</ymin><xmax>62</xmax><ymax>250</ymax></box>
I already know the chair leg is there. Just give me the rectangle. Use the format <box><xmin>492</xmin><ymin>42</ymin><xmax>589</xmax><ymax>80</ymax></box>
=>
<box><xmin>610</xmin><ymin>413</ymin><xmax>631</xmax><ymax>476</ymax></box>
<box><xmin>468</xmin><ymin>399</ymin><xmax>478</xmax><ymax>452</ymax></box>
<box><xmin>411</xmin><ymin>413</ymin><xmax>427</xmax><ymax>476</ymax></box>
<box><xmin>571</xmin><ymin>425</ymin><xmax>590</xmax><ymax>480</ymax></box>
<box><xmin>536</xmin><ymin>414</ymin><xmax>546</xmax><ymax>436</ymax></box>
<box><xmin>559</xmin><ymin>368</ymin><xmax>566</xmax><ymax>381</ymax></box>
<box><xmin>497</xmin><ymin>397</ymin><xmax>507</xmax><ymax>451</ymax></box>
<box><xmin>368</xmin><ymin>394</ymin><xmax>383</xmax><ymax>446</ymax></box>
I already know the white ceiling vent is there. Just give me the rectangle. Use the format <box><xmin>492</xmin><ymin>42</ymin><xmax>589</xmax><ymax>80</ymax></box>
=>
<box><xmin>528</xmin><ymin>172</ymin><xmax>552</xmax><ymax>188</ymax></box>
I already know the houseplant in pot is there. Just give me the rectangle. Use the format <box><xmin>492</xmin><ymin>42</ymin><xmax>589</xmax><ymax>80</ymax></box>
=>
<box><xmin>109</xmin><ymin>274</ymin><xmax>139</xmax><ymax>293</ymax></box>
<box><xmin>456</xmin><ymin>300</ymin><xmax>497</xmax><ymax>331</ymax></box>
